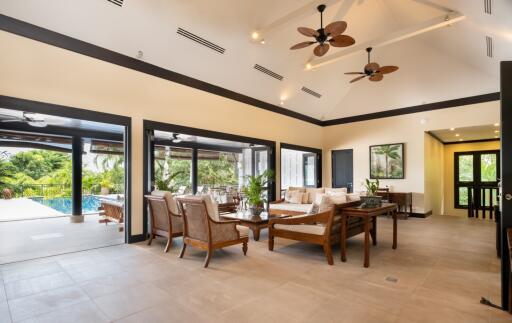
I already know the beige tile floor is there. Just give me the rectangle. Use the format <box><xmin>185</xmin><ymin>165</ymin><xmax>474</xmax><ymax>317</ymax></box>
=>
<box><xmin>0</xmin><ymin>215</ymin><xmax>510</xmax><ymax>322</ymax></box>
<box><xmin>0</xmin><ymin>214</ymin><xmax>124</xmax><ymax>264</ymax></box>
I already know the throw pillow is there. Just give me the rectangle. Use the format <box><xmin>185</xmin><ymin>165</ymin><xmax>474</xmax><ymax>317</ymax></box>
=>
<box><xmin>288</xmin><ymin>191</ymin><xmax>304</xmax><ymax>204</ymax></box>
<box><xmin>325</xmin><ymin>187</ymin><xmax>348</xmax><ymax>194</ymax></box>
<box><xmin>326</xmin><ymin>192</ymin><xmax>347</xmax><ymax>204</ymax></box>
<box><xmin>307</xmin><ymin>203</ymin><xmax>320</xmax><ymax>215</ymax></box>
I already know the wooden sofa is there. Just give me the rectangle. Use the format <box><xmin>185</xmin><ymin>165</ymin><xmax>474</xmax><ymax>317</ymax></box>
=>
<box><xmin>268</xmin><ymin>201</ymin><xmax>368</xmax><ymax>265</ymax></box>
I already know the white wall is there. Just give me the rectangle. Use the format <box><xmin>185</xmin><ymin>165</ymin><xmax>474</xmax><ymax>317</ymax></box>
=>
<box><xmin>323</xmin><ymin>102</ymin><xmax>500</xmax><ymax>214</ymax></box>
<box><xmin>424</xmin><ymin>133</ymin><xmax>445</xmax><ymax>216</ymax></box>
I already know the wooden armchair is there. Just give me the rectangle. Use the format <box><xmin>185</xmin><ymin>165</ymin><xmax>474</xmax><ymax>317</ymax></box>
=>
<box><xmin>145</xmin><ymin>191</ymin><xmax>183</xmax><ymax>253</ymax></box>
<box><xmin>177</xmin><ymin>196</ymin><xmax>249</xmax><ymax>268</ymax></box>
<box><xmin>268</xmin><ymin>201</ymin><xmax>362</xmax><ymax>265</ymax></box>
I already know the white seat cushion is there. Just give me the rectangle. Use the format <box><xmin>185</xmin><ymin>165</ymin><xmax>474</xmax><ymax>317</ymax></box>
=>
<box><xmin>270</xmin><ymin>203</ymin><xmax>312</xmax><ymax>213</ymax></box>
<box><xmin>236</xmin><ymin>225</ymin><xmax>249</xmax><ymax>238</ymax></box>
<box><xmin>274</xmin><ymin>224</ymin><xmax>326</xmax><ymax>235</ymax></box>
<box><xmin>305</xmin><ymin>188</ymin><xmax>325</xmax><ymax>204</ymax></box>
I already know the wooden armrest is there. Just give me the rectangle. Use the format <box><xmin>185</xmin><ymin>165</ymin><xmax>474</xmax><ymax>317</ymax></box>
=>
<box><xmin>215</xmin><ymin>219</ymin><xmax>240</xmax><ymax>225</ymax></box>
<box><xmin>269</xmin><ymin>214</ymin><xmax>316</xmax><ymax>226</ymax></box>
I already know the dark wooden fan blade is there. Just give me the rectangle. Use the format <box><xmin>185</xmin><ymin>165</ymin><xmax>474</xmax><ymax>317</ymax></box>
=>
<box><xmin>377</xmin><ymin>66</ymin><xmax>399</xmax><ymax>74</ymax></box>
<box><xmin>290</xmin><ymin>41</ymin><xmax>316</xmax><ymax>50</ymax></box>
<box><xmin>365</xmin><ymin>62</ymin><xmax>380</xmax><ymax>72</ymax></box>
<box><xmin>369</xmin><ymin>73</ymin><xmax>384</xmax><ymax>82</ymax></box>
<box><xmin>350</xmin><ymin>75</ymin><xmax>367</xmax><ymax>83</ymax></box>
<box><xmin>298</xmin><ymin>27</ymin><xmax>319</xmax><ymax>37</ymax></box>
<box><xmin>324</xmin><ymin>21</ymin><xmax>347</xmax><ymax>36</ymax></box>
<box><xmin>329</xmin><ymin>35</ymin><xmax>355</xmax><ymax>47</ymax></box>
<box><xmin>344</xmin><ymin>72</ymin><xmax>365</xmax><ymax>75</ymax></box>
<box><xmin>314</xmin><ymin>44</ymin><xmax>330</xmax><ymax>57</ymax></box>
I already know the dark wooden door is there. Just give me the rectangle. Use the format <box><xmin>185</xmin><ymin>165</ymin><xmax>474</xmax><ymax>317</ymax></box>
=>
<box><xmin>332</xmin><ymin>149</ymin><xmax>353</xmax><ymax>193</ymax></box>
<box><xmin>501</xmin><ymin>61</ymin><xmax>512</xmax><ymax>309</ymax></box>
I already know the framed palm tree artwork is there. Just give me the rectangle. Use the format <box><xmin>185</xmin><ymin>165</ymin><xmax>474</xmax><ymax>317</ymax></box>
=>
<box><xmin>369</xmin><ymin>143</ymin><xmax>404</xmax><ymax>179</ymax></box>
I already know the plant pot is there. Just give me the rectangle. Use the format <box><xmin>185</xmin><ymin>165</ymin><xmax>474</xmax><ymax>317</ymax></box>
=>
<box><xmin>360</xmin><ymin>196</ymin><xmax>382</xmax><ymax>209</ymax></box>
<box><xmin>249</xmin><ymin>206</ymin><xmax>264</xmax><ymax>216</ymax></box>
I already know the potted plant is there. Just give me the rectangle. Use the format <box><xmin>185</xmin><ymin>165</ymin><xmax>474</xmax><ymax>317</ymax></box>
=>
<box><xmin>242</xmin><ymin>170</ymin><xmax>274</xmax><ymax>216</ymax></box>
<box><xmin>360</xmin><ymin>178</ymin><xmax>382</xmax><ymax>208</ymax></box>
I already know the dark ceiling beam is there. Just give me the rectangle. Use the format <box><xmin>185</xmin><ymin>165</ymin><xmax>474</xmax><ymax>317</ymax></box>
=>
<box><xmin>0</xmin><ymin>15</ymin><xmax>500</xmax><ymax>128</ymax></box>
<box><xmin>322</xmin><ymin>93</ymin><xmax>501</xmax><ymax>126</ymax></box>
<box><xmin>0</xmin><ymin>14</ymin><xmax>321</xmax><ymax>126</ymax></box>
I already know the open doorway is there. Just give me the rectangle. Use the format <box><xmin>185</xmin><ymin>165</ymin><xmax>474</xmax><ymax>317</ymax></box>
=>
<box><xmin>0</xmin><ymin>101</ymin><xmax>131</xmax><ymax>264</ymax></box>
<box><xmin>425</xmin><ymin>124</ymin><xmax>500</xmax><ymax>219</ymax></box>
<box><xmin>280</xmin><ymin>143</ymin><xmax>322</xmax><ymax>198</ymax></box>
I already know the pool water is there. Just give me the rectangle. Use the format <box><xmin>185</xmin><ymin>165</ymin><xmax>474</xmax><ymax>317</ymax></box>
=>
<box><xmin>31</xmin><ymin>195</ymin><xmax>102</xmax><ymax>214</ymax></box>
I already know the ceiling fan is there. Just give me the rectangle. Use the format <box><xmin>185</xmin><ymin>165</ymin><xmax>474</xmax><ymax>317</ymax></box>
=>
<box><xmin>345</xmin><ymin>47</ymin><xmax>399</xmax><ymax>83</ymax></box>
<box><xmin>290</xmin><ymin>4</ymin><xmax>355</xmax><ymax>57</ymax></box>
<box><xmin>0</xmin><ymin>112</ymin><xmax>48</xmax><ymax>127</ymax></box>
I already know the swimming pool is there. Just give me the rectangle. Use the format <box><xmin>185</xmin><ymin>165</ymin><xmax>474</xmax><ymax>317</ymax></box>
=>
<box><xmin>30</xmin><ymin>195</ymin><xmax>102</xmax><ymax>214</ymax></box>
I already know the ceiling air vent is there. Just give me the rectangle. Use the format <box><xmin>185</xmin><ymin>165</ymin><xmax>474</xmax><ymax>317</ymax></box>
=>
<box><xmin>177</xmin><ymin>28</ymin><xmax>225</xmax><ymax>54</ymax></box>
<box><xmin>484</xmin><ymin>0</ymin><xmax>492</xmax><ymax>14</ymax></box>
<box><xmin>301</xmin><ymin>86</ymin><xmax>322</xmax><ymax>99</ymax></box>
<box><xmin>253</xmin><ymin>64</ymin><xmax>284</xmax><ymax>81</ymax></box>
<box><xmin>107</xmin><ymin>0</ymin><xmax>123</xmax><ymax>7</ymax></box>
<box><xmin>486</xmin><ymin>36</ymin><xmax>493</xmax><ymax>58</ymax></box>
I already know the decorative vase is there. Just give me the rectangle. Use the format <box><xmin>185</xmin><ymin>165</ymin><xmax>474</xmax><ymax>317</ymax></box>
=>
<box><xmin>360</xmin><ymin>196</ymin><xmax>382</xmax><ymax>208</ymax></box>
<box><xmin>249</xmin><ymin>206</ymin><xmax>263</xmax><ymax>216</ymax></box>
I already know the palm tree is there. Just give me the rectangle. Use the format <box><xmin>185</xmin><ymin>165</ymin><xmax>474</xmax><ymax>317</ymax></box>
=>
<box><xmin>373</xmin><ymin>145</ymin><xmax>401</xmax><ymax>178</ymax></box>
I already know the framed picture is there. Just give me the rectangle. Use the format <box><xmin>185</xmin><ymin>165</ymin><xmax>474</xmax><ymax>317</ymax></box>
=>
<box><xmin>369</xmin><ymin>143</ymin><xmax>404</xmax><ymax>179</ymax></box>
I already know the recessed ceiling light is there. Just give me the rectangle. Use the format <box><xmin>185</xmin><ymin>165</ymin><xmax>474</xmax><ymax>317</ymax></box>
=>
<box><xmin>450</xmin><ymin>128</ymin><xmax>455</xmax><ymax>131</ymax></box>
<box><xmin>494</xmin><ymin>123</ymin><xmax>500</xmax><ymax>127</ymax></box>
<box><xmin>495</xmin><ymin>130</ymin><xmax>500</xmax><ymax>133</ymax></box>
<box><xmin>306</xmin><ymin>63</ymin><xmax>312</xmax><ymax>70</ymax></box>
<box><xmin>459</xmin><ymin>139</ymin><xmax>463</xmax><ymax>141</ymax></box>
<box><xmin>495</xmin><ymin>136</ymin><xmax>499</xmax><ymax>139</ymax></box>
<box><xmin>260</xmin><ymin>39</ymin><xmax>265</xmax><ymax>45</ymax></box>
<box><xmin>420</xmin><ymin>118</ymin><xmax>428</xmax><ymax>125</ymax></box>
<box><xmin>455</xmin><ymin>134</ymin><xmax>460</xmax><ymax>137</ymax></box>
<box><xmin>280</xmin><ymin>101</ymin><xmax>284</xmax><ymax>106</ymax></box>
<box><xmin>251</xmin><ymin>31</ymin><xmax>259</xmax><ymax>40</ymax></box>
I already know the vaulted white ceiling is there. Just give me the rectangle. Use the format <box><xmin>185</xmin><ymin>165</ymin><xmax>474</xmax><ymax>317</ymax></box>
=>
<box><xmin>0</xmin><ymin>0</ymin><xmax>510</xmax><ymax>122</ymax></box>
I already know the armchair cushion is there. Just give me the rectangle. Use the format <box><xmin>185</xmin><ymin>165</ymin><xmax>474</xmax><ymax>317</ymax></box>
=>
<box><xmin>183</xmin><ymin>194</ymin><xmax>220</xmax><ymax>221</ymax></box>
<box><xmin>151</xmin><ymin>190</ymin><xmax>179</xmax><ymax>215</ymax></box>
<box><xmin>285</xmin><ymin>187</ymin><xmax>306</xmax><ymax>202</ymax></box>
<box><xmin>274</xmin><ymin>224</ymin><xmax>326</xmax><ymax>235</ymax></box>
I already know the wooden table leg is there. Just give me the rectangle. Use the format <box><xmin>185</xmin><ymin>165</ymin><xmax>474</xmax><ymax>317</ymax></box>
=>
<box><xmin>371</xmin><ymin>216</ymin><xmax>377</xmax><ymax>246</ymax></box>
<box><xmin>393</xmin><ymin>209</ymin><xmax>397</xmax><ymax>249</ymax></box>
<box><xmin>340</xmin><ymin>213</ymin><xmax>347</xmax><ymax>262</ymax></box>
<box><xmin>253</xmin><ymin>226</ymin><xmax>261</xmax><ymax>241</ymax></box>
<box><xmin>364</xmin><ymin>216</ymin><xmax>370</xmax><ymax>268</ymax></box>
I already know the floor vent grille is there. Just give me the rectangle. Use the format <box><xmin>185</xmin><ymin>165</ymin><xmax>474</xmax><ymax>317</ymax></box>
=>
<box><xmin>301</xmin><ymin>86</ymin><xmax>322</xmax><ymax>99</ymax></box>
<box><xmin>484</xmin><ymin>0</ymin><xmax>492</xmax><ymax>14</ymax></box>
<box><xmin>253</xmin><ymin>64</ymin><xmax>284</xmax><ymax>81</ymax></box>
<box><xmin>177</xmin><ymin>28</ymin><xmax>225</xmax><ymax>54</ymax></box>
<box><xmin>107</xmin><ymin>0</ymin><xmax>123</xmax><ymax>7</ymax></box>
<box><xmin>486</xmin><ymin>36</ymin><xmax>493</xmax><ymax>58</ymax></box>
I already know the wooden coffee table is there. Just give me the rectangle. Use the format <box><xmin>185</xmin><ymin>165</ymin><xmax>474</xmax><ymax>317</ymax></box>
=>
<box><xmin>220</xmin><ymin>211</ymin><xmax>289</xmax><ymax>241</ymax></box>
<box><xmin>340</xmin><ymin>203</ymin><xmax>398</xmax><ymax>268</ymax></box>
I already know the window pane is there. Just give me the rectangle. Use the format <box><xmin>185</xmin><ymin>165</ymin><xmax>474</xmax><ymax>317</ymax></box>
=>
<box><xmin>154</xmin><ymin>146</ymin><xmax>192</xmax><ymax>194</ymax></box>
<box><xmin>458</xmin><ymin>187</ymin><xmax>469</xmax><ymax>206</ymax></box>
<box><xmin>255</xmin><ymin>150</ymin><xmax>268</xmax><ymax>176</ymax></box>
<box><xmin>481</xmin><ymin>154</ymin><xmax>497</xmax><ymax>182</ymax></box>
<box><xmin>197</xmin><ymin>150</ymin><xmax>241</xmax><ymax>192</ymax></box>
<box><xmin>458</xmin><ymin>155</ymin><xmax>473</xmax><ymax>182</ymax></box>
<box><xmin>304</xmin><ymin>154</ymin><xmax>316</xmax><ymax>186</ymax></box>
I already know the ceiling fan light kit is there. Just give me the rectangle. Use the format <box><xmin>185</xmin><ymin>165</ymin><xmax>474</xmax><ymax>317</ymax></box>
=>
<box><xmin>290</xmin><ymin>4</ymin><xmax>355</xmax><ymax>57</ymax></box>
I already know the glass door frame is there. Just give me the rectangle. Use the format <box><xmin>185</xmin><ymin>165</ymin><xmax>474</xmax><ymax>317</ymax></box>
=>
<box><xmin>280</xmin><ymin>143</ymin><xmax>322</xmax><ymax>194</ymax></box>
<box><xmin>143</xmin><ymin>120</ymin><xmax>276</xmax><ymax>238</ymax></box>
<box><xmin>454</xmin><ymin>150</ymin><xmax>500</xmax><ymax>209</ymax></box>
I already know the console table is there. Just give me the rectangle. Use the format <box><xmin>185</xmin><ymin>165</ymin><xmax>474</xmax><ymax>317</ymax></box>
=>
<box><xmin>340</xmin><ymin>203</ymin><xmax>398</xmax><ymax>268</ymax></box>
<box><xmin>377</xmin><ymin>191</ymin><xmax>412</xmax><ymax>217</ymax></box>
